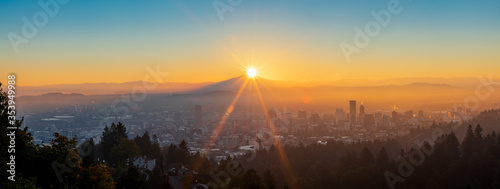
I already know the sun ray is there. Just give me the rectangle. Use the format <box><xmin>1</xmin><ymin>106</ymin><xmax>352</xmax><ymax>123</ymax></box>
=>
<box><xmin>252</xmin><ymin>79</ymin><xmax>299</xmax><ymax>188</ymax></box>
<box><xmin>255</xmin><ymin>76</ymin><xmax>278</xmax><ymax>98</ymax></box>
<box><xmin>192</xmin><ymin>77</ymin><xmax>250</xmax><ymax>172</ymax></box>
<box><xmin>192</xmin><ymin>68</ymin><xmax>297</xmax><ymax>188</ymax></box>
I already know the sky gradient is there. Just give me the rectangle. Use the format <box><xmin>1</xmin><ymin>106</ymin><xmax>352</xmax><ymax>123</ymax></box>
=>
<box><xmin>1</xmin><ymin>0</ymin><xmax>499</xmax><ymax>86</ymax></box>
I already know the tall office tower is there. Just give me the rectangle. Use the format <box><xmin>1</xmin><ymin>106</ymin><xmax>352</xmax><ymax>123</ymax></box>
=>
<box><xmin>335</xmin><ymin>108</ymin><xmax>346</xmax><ymax>125</ymax></box>
<box><xmin>359</xmin><ymin>104</ymin><xmax>365</xmax><ymax>122</ymax></box>
<box><xmin>418</xmin><ymin>110</ymin><xmax>424</xmax><ymax>118</ymax></box>
<box><xmin>392</xmin><ymin>111</ymin><xmax>399</xmax><ymax>122</ymax></box>
<box><xmin>364</xmin><ymin>114</ymin><xmax>375</xmax><ymax>127</ymax></box>
<box><xmin>194</xmin><ymin>105</ymin><xmax>202</xmax><ymax>128</ymax></box>
<box><xmin>349</xmin><ymin>100</ymin><xmax>356</xmax><ymax>124</ymax></box>
<box><xmin>310</xmin><ymin>111</ymin><xmax>320</xmax><ymax>124</ymax></box>
<box><xmin>405</xmin><ymin>110</ymin><xmax>414</xmax><ymax>118</ymax></box>
<box><xmin>298</xmin><ymin>110</ymin><xmax>307</xmax><ymax>119</ymax></box>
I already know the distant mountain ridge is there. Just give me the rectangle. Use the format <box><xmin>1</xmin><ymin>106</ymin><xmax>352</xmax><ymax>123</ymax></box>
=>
<box><xmin>191</xmin><ymin>75</ymin><xmax>290</xmax><ymax>94</ymax></box>
<box><xmin>7</xmin><ymin>76</ymin><xmax>499</xmax><ymax>98</ymax></box>
<box><xmin>13</xmin><ymin>76</ymin><xmax>500</xmax><ymax>114</ymax></box>
<box><xmin>15</xmin><ymin>81</ymin><xmax>213</xmax><ymax>96</ymax></box>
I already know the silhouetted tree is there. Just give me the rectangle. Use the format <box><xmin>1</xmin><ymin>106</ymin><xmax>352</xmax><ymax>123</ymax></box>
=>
<box><xmin>110</xmin><ymin>138</ymin><xmax>140</xmax><ymax>164</ymax></box>
<box><xmin>360</xmin><ymin>146</ymin><xmax>375</xmax><ymax>166</ymax></box>
<box><xmin>100</xmin><ymin>122</ymin><xmax>128</xmax><ymax>164</ymax></box>
<box><xmin>116</xmin><ymin>161</ymin><xmax>144</xmax><ymax>189</ymax></box>
<box><xmin>263</xmin><ymin>169</ymin><xmax>276</xmax><ymax>189</ymax></box>
<box><xmin>462</xmin><ymin>125</ymin><xmax>475</xmax><ymax>158</ymax></box>
<box><xmin>376</xmin><ymin>147</ymin><xmax>390</xmax><ymax>169</ymax></box>
<box><xmin>242</xmin><ymin>168</ymin><xmax>261</xmax><ymax>189</ymax></box>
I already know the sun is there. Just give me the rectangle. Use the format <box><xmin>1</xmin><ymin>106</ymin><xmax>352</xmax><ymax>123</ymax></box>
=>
<box><xmin>247</xmin><ymin>68</ymin><xmax>258</xmax><ymax>78</ymax></box>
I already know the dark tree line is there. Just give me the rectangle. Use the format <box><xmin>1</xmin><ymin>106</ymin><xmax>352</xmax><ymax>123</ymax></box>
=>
<box><xmin>96</xmin><ymin>123</ymin><xmax>172</xmax><ymax>189</ymax></box>
<box><xmin>232</xmin><ymin>123</ymin><xmax>500</xmax><ymax>189</ymax></box>
<box><xmin>0</xmin><ymin>83</ymin><xmax>114</xmax><ymax>188</ymax></box>
<box><xmin>134</xmin><ymin>130</ymin><xmax>161</xmax><ymax>159</ymax></box>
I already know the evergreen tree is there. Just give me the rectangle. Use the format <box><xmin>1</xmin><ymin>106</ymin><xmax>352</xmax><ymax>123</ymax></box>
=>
<box><xmin>462</xmin><ymin>125</ymin><xmax>475</xmax><ymax>158</ymax></box>
<box><xmin>179</xmin><ymin>140</ymin><xmax>190</xmax><ymax>165</ymax></box>
<box><xmin>376</xmin><ymin>147</ymin><xmax>390</xmax><ymax>169</ymax></box>
<box><xmin>117</xmin><ymin>161</ymin><xmax>144</xmax><ymax>189</ymax></box>
<box><xmin>148</xmin><ymin>153</ymin><xmax>171</xmax><ymax>189</ymax></box>
<box><xmin>166</xmin><ymin>144</ymin><xmax>179</xmax><ymax>165</ymax></box>
<box><xmin>242</xmin><ymin>168</ymin><xmax>261</xmax><ymax>189</ymax></box>
<box><xmin>100</xmin><ymin>122</ymin><xmax>128</xmax><ymax>163</ymax></box>
<box><xmin>474</xmin><ymin>124</ymin><xmax>484</xmax><ymax>153</ymax></box>
<box><xmin>263</xmin><ymin>169</ymin><xmax>276</xmax><ymax>189</ymax></box>
<box><xmin>81</xmin><ymin>137</ymin><xmax>96</xmax><ymax>167</ymax></box>
<box><xmin>110</xmin><ymin>138</ymin><xmax>141</xmax><ymax>164</ymax></box>
<box><xmin>360</xmin><ymin>146</ymin><xmax>375</xmax><ymax>166</ymax></box>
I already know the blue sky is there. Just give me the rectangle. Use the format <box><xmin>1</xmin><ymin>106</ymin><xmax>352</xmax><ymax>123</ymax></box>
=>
<box><xmin>1</xmin><ymin>0</ymin><xmax>499</xmax><ymax>85</ymax></box>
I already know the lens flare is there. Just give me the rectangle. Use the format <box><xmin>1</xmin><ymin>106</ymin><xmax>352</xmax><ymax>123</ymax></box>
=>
<box><xmin>247</xmin><ymin>68</ymin><xmax>257</xmax><ymax>78</ymax></box>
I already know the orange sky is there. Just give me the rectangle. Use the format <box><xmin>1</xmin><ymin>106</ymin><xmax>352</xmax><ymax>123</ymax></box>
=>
<box><xmin>1</xmin><ymin>1</ymin><xmax>499</xmax><ymax>87</ymax></box>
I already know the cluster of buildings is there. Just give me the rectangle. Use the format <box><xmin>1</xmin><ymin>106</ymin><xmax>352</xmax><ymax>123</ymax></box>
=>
<box><xmin>21</xmin><ymin>99</ymin><xmax>482</xmax><ymax>160</ymax></box>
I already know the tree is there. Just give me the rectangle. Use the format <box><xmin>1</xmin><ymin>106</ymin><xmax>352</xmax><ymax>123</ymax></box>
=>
<box><xmin>462</xmin><ymin>125</ymin><xmax>475</xmax><ymax>158</ymax></box>
<box><xmin>179</xmin><ymin>140</ymin><xmax>190</xmax><ymax>165</ymax></box>
<box><xmin>135</xmin><ymin>131</ymin><xmax>152</xmax><ymax>157</ymax></box>
<box><xmin>134</xmin><ymin>131</ymin><xmax>161</xmax><ymax>159</ymax></box>
<box><xmin>151</xmin><ymin>134</ymin><xmax>161</xmax><ymax>159</ymax></box>
<box><xmin>81</xmin><ymin>137</ymin><xmax>96</xmax><ymax>167</ymax></box>
<box><xmin>45</xmin><ymin>133</ymin><xmax>82</xmax><ymax>188</ymax></box>
<box><xmin>474</xmin><ymin>124</ymin><xmax>483</xmax><ymax>153</ymax></box>
<box><xmin>148</xmin><ymin>153</ymin><xmax>172</xmax><ymax>189</ymax></box>
<box><xmin>31</xmin><ymin>132</ymin><xmax>113</xmax><ymax>188</ymax></box>
<box><xmin>0</xmin><ymin>83</ymin><xmax>114</xmax><ymax>188</ymax></box>
<box><xmin>77</xmin><ymin>162</ymin><xmax>115</xmax><ymax>189</ymax></box>
<box><xmin>117</xmin><ymin>161</ymin><xmax>144</xmax><ymax>189</ymax></box>
<box><xmin>360</xmin><ymin>147</ymin><xmax>375</xmax><ymax>166</ymax></box>
<box><xmin>0</xmin><ymin>84</ymin><xmax>38</xmax><ymax>187</ymax></box>
<box><xmin>446</xmin><ymin>132</ymin><xmax>461</xmax><ymax>159</ymax></box>
<box><xmin>376</xmin><ymin>147</ymin><xmax>390</xmax><ymax>169</ymax></box>
<box><xmin>166</xmin><ymin>144</ymin><xmax>179</xmax><ymax>164</ymax></box>
<box><xmin>110</xmin><ymin>138</ymin><xmax>141</xmax><ymax>164</ymax></box>
<box><xmin>1</xmin><ymin>176</ymin><xmax>39</xmax><ymax>189</ymax></box>
<box><xmin>100</xmin><ymin>122</ymin><xmax>128</xmax><ymax>163</ymax></box>
<box><xmin>263</xmin><ymin>169</ymin><xmax>276</xmax><ymax>189</ymax></box>
<box><xmin>242</xmin><ymin>168</ymin><xmax>261</xmax><ymax>189</ymax></box>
